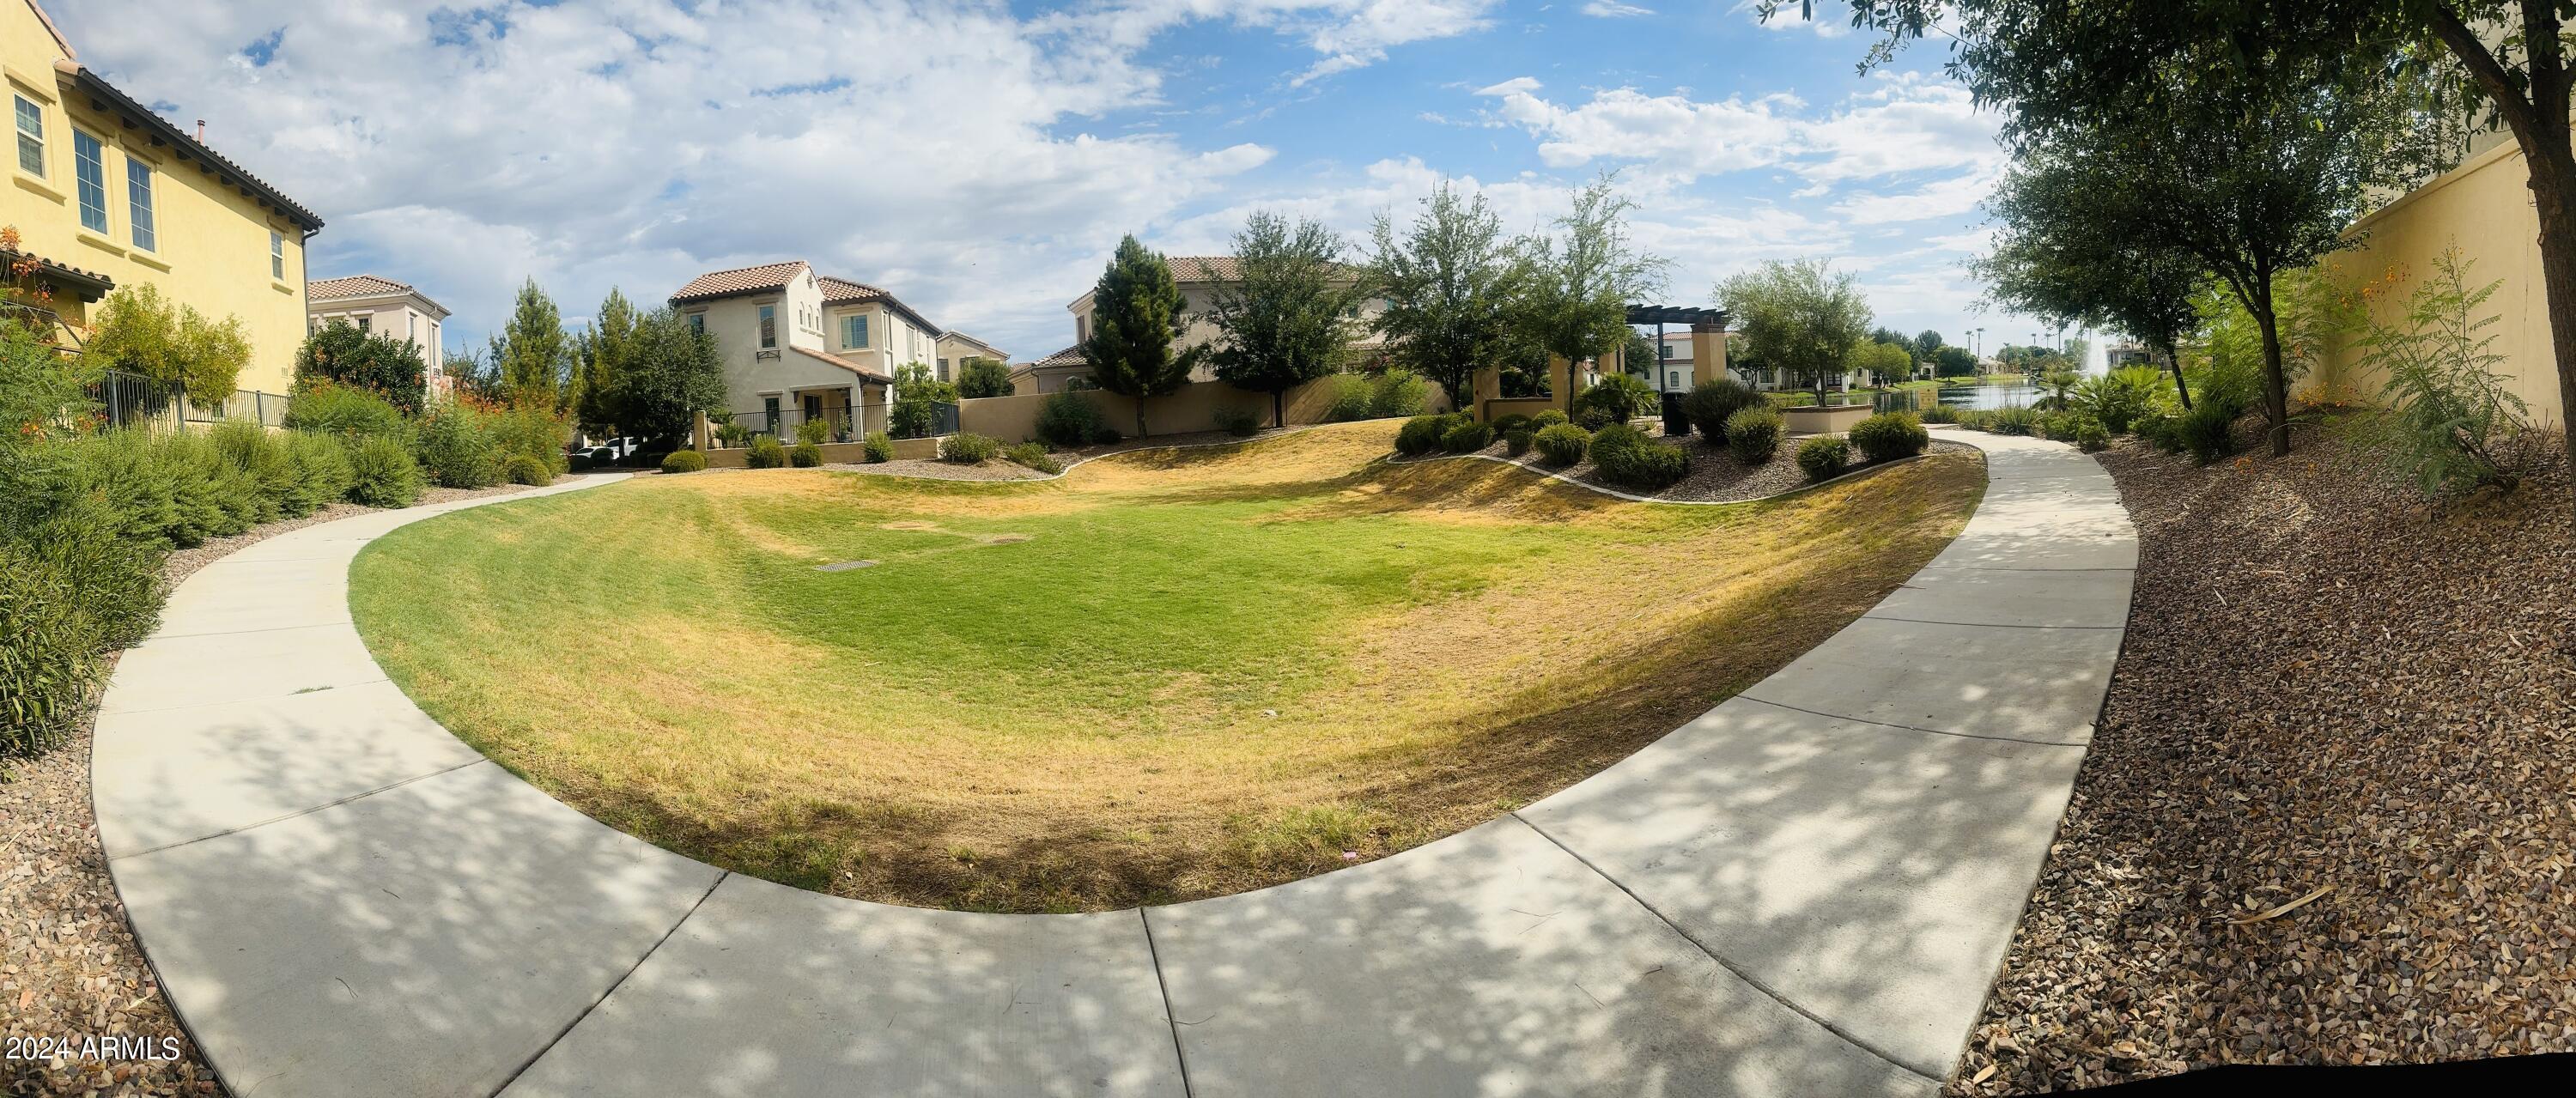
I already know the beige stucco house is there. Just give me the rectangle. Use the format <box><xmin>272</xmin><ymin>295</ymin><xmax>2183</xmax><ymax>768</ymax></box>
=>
<box><xmin>1021</xmin><ymin>254</ymin><xmax>1390</xmax><ymax>395</ymax></box>
<box><xmin>307</xmin><ymin>274</ymin><xmax>449</xmax><ymax>388</ymax></box>
<box><xmin>933</xmin><ymin>330</ymin><xmax>1007</xmax><ymax>384</ymax></box>
<box><xmin>669</xmin><ymin>260</ymin><xmax>945</xmax><ymax>440</ymax></box>
<box><xmin>2</xmin><ymin>0</ymin><xmax>321</xmax><ymax>404</ymax></box>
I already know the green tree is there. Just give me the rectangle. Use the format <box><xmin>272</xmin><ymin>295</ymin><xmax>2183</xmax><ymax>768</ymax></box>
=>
<box><xmin>83</xmin><ymin>285</ymin><xmax>252</xmax><ymax>402</ymax></box>
<box><xmin>497</xmin><ymin>278</ymin><xmax>569</xmax><ymax>410</ymax></box>
<box><xmin>1934</xmin><ymin>345</ymin><xmax>1978</xmax><ymax>378</ymax></box>
<box><xmin>955</xmin><ymin>355</ymin><xmax>1014</xmax><ymax>398</ymax></box>
<box><xmin>293</xmin><ymin>322</ymin><xmax>428</xmax><ymax>413</ymax></box>
<box><xmin>1974</xmin><ymin>147</ymin><xmax>2205</xmax><ymax>408</ymax></box>
<box><xmin>1364</xmin><ymin>182</ymin><xmax>1526</xmax><ymax>413</ymax></box>
<box><xmin>889</xmin><ymin>361</ymin><xmax>960</xmax><ymax>438</ymax></box>
<box><xmin>1203</xmin><ymin>210</ymin><xmax>1358</xmax><ymax>427</ymax></box>
<box><xmin>1716</xmin><ymin>258</ymin><xmax>1873</xmax><ymax>404</ymax></box>
<box><xmin>1517</xmin><ymin>174</ymin><xmax>1669</xmax><ymax>412</ymax></box>
<box><xmin>575</xmin><ymin>288</ymin><xmax>638</xmax><ymax>436</ymax></box>
<box><xmin>1080</xmin><ymin>235</ymin><xmax>1201</xmax><ymax>437</ymax></box>
<box><xmin>607</xmin><ymin>306</ymin><xmax>727</xmax><ymax>446</ymax></box>
<box><xmin>1847</xmin><ymin>340</ymin><xmax>1913</xmax><ymax>388</ymax></box>
<box><xmin>1913</xmin><ymin>330</ymin><xmax>1942</xmax><ymax>362</ymax></box>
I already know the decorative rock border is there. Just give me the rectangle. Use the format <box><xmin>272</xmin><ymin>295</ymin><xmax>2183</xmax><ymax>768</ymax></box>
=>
<box><xmin>94</xmin><ymin>430</ymin><xmax>2135</xmax><ymax>1097</ymax></box>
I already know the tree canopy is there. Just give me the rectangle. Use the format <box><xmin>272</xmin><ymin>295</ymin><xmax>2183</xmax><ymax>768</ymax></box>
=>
<box><xmin>293</xmin><ymin>321</ymin><xmax>428</xmax><ymax>413</ymax></box>
<box><xmin>1204</xmin><ymin>210</ymin><xmax>1358</xmax><ymax>426</ymax></box>
<box><xmin>1080</xmin><ymin>235</ymin><xmax>1201</xmax><ymax>437</ymax></box>
<box><xmin>495</xmin><ymin>278</ymin><xmax>570</xmax><ymax>410</ymax></box>
<box><xmin>956</xmin><ymin>355</ymin><xmax>1014</xmax><ymax>398</ymax></box>
<box><xmin>1974</xmin><ymin>147</ymin><xmax>2205</xmax><ymax>407</ymax></box>
<box><xmin>1516</xmin><ymin>174</ymin><xmax>1668</xmax><ymax>406</ymax></box>
<box><xmin>1716</xmin><ymin>258</ymin><xmax>1873</xmax><ymax>403</ymax></box>
<box><xmin>86</xmin><ymin>284</ymin><xmax>253</xmax><ymax>403</ymax></box>
<box><xmin>1365</xmin><ymin>182</ymin><xmax>1527</xmax><ymax>409</ymax></box>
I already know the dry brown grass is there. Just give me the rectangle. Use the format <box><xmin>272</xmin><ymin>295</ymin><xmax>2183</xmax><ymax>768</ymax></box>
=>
<box><xmin>355</xmin><ymin>422</ymin><xmax>1984</xmax><ymax>912</ymax></box>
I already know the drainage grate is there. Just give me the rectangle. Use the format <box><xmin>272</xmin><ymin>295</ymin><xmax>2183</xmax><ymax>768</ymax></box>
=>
<box><xmin>813</xmin><ymin>560</ymin><xmax>878</xmax><ymax>573</ymax></box>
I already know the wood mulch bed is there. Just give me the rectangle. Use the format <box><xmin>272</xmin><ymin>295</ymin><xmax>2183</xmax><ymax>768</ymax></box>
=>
<box><xmin>1951</xmin><ymin>418</ymin><xmax>2576</xmax><ymax>1093</ymax></box>
<box><xmin>3</xmin><ymin>475</ymin><xmax>605</xmax><ymax>1098</ymax></box>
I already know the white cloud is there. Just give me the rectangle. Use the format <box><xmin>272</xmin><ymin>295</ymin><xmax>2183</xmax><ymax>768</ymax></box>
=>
<box><xmin>1830</xmin><ymin>167</ymin><xmax>1998</xmax><ymax>225</ymax></box>
<box><xmin>1581</xmin><ymin>2</ymin><xmax>1656</xmax><ymax>16</ymax></box>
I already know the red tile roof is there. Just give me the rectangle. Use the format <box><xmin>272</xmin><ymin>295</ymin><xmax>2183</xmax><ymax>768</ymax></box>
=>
<box><xmin>307</xmin><ymin>274</ymin><xmax>418</xmax><ymax>300</ymax></box>
<box><xmin>793</xmin><ymin>344</ymin><xmax>890</xmax><ymax>382</ymax></box>
<box><xmin>1024</xmin><ymin>345</ymin><xmax>1086</xmax><ymax>369</ymax></box>
<box><xmin>670</xmin><ymin>261</ymin><xmax>810</xmax><ymax>303</ymax></box>
<box><xmin>939</xmin><ymin>331</ymin><xmax>1007</xmax><ymax>359</ymax></box>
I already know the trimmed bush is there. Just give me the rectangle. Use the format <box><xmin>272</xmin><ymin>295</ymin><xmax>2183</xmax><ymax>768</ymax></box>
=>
<box><xmin>283</xmin><ymin>432</ymin><xmax>355</xmax><ymax>514</ymax></box>
<box><xmin>1035</xmin><ymin>391</ymin><xmax>1105</xmax><ymax>449</ymax></box>
<box><xmin>796</xmin><ymin>419</ymin><xmax>829</xmax><ymax>446</ymax></box>
<box><xmin>1492</xmin><ymin>413</ymin><xmax>1533</xmax><ymax>435</ymax></box>
<box><xmin>1440</xmin><ymin>421</ymin><xmax>1493</xmax><ymax>454</ymax></box>
<box><xmin>209</xmin><ymin>420</ymin><xmax>293</xmax><ymax>524</ymax></box>
<box><xmin>505</xmin><ymin>452</ymin><xmax>556</xmax><ymax>485</ymax></box>
<box><xmin>744</xmin><ymin>434</ymin><xmax>787</xmax><ymax>469</ymax></box>
<box><xmin>2135</xmin><ymin>411</ymin><xmax>2182</xmax><ymax>453</ymax></box>
<box><xmin>1</xmin><ymin>535</ymin><xmax>108</xmax><ymax>758</ymax></box>
<box><xmin>861</xmin><ymin>432</ymin><xmax>895</xmax><ymax>463</ymax></box>
<box><xmin>1004</xmin><ymin>442</ymin><xmax>1062</xmax><ymax>474</ymax></box>
<box><xmin>1504</xmin><ymin>428</ymin><xmax>1534</xmax><ymax>457</ymax></box>
<box><xmin>413</xmin><ymin>400</ymin><xmax>501</xmax><ymax>488</ymax></box>
<box><xmin>2177</xmin><ymin>401</ymin><xmax>2239</xmax><ymax>464</ymax></box>
<box><xmin>659</xmin><ymin>450</ymin><xmax>708</xmax><ymax>474</ymax></box>
<box><xmin>283</xmin><ymin>381</ymin><xmax>410</xmax><ymax>442</ymax></box>
<box><xmin>1918</xmin><ymin>403</ymin><xmax>1960</xmax><ymax>424</ymax></box>
<box><xmin>1090</xmin><ymin>425</ymin><xmax>1123</xmax><ymax>446</ymax></box>
<box><xmin>1530</xmin><ymin>409</ymin><xmax>1570</xmax><ymax>429</ymax></box>
<box><xmin>1681</xmin><ymin>378</ymin><xmax>1760</xmax><ymax>440</ymax></box>
<box><xmin>1981</xmin><ymin>405</ymin><xmax>2042</xmax><ymax>436</ymax></box>
<box><xmin>347</xmin><ymin>434</ymin><xmax>424</xmax><ymax>507</ymax></box>
<box><xmin>1796</xmin><ymin>434</ymin><xmax>1852</xmax><ymax>482</ymax></box>
<box><xmin>1368</xmin><ymin>367</ymin><xmax>1430</xmax><ymax>418</ymax></box>
<box><xmin>1214</xmin><ymin>405</ymin><xmax>1261</xmax><ymax>438</ymax></box>
<box><xmin>1588</xmin><ymin>423</ymin><xmax>1690</xmax><ymax>490</ymax></box>
<box><xmin>941</xmin><ymin>432</ymin><xmax>1002</xmax><ymax>464</ymax></box>
<box><xmin>1574</xmin><ymin>405</ymin><xmax>1617</xmax><ymax>431</ymax></box>
<box><xmin>2071</xmin><ymin>416</ymin><xmax>2111</xmax><ymax>452</ymax></box>
<box><xmin>1848</xmin><ymin>411</ymin><xmax>1929</xmax><ymax>464</ymax></box>
<box><xmin>1394</xmin><ymin>415</ymin><xmax>1448</xmax><ymax>457</ymax></box>
<box><xmin>788</xmin><ymin>441</ymin><xmax>823</xmax><ymax>468</ymax></box>
<box><xmin>1723</xmin><ymin>407</ymin><xmax>1783</xmax><ymax>464</ymax></box>
<box><xmin>1533</xmin><ymin>422</ymin><xmax>1591</xmax><ymax>466</ymax></box>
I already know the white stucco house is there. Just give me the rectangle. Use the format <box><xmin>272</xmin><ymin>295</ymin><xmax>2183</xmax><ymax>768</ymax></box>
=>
<box><xmin>668</xmin><ymin>260</ymin><xmax>945</xmax><ymax>440</ymax></box>
<box><xmin>306</xmin><ymin>275</ymin><xmax>450</xmax><ymax>389</ymax></box>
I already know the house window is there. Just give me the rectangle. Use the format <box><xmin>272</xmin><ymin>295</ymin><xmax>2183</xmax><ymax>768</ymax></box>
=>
<box><xmin>13</xmin><ymin>94</ymin><xmax>41</xmax><ymax>176</ymax></box>
<box><xmin>71</xmin><ymin>130</ymin><xmax>106</xmax><ymax>232</ymax></box>
<box><xmin>408</xmin><ymin>312</ymin><xmax>417</xmax><ymax>339</ymax></box>
<box><xmin>355</xmin><ymin>315</ymin><xmax>369</xmax><ymax>333</ymax></box>
<box><xmin>270</xmin><ymin>232</ymin><xmax>284</xmax><ymax>279</ymax></box>
<box><xmin>937</xmin><ymin>357</ymin><xmax>949</xmax><ymax>381</ymax></box>
<box><xmin>762</xmin><ymin>395</ymin><xmax>781</xmax><ymax>436</ymax></box>
<box><xmin>758</xmin><ymin>304</ymin><xmax>776</xmax><ymax>349</ymax></box>
<box><xmin>687</xmin><ymin>312</ymin><xmax>703</xmax><ymax>334</ymax></box>
<box><xmin>125</xmin><ymin>159</ymin><xmax>155</xmax><ymax>252</ymax></box>
<box><xmin>842</xmin><ymin>314</ymin><xmax>867</xmax><ymax>349</ymax></box>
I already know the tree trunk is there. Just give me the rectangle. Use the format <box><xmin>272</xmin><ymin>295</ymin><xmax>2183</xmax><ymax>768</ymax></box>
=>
<box><xmin>1135</xmin><ymin>396</ymin><xmax>1148</xmax><ymax>440</ymax></box>
<box><xmin>2526</xmin><ymin>150</ymin><xmax>2576</xmax><ymax>489</ymax></box>
<box><xmin>1273</xmin><ymin>388</ymin><xmax>1285</xmax><ymax>429</ymax></box>
<box><xmin>2251</xmin><ymin>302</ymin><xmax>2291</xmax><ymax>458</ymax></box>
<box><xmin>2157</xmin><ymin>338</ymin><xmax>2191</xmax><ymax>410</ymax></box>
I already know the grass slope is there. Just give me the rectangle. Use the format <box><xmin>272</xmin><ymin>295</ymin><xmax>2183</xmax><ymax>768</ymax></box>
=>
<box><xmin>352</xmin><ymin>421</ymin><xmax>1983</xmax><ymax>911</ymax></box>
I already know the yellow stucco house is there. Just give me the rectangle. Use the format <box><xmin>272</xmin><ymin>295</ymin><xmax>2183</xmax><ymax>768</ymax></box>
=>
<box><xmin>3</xmin><ymin>0</ymin><xmax>322</xmax><ymax>399</ymax></box>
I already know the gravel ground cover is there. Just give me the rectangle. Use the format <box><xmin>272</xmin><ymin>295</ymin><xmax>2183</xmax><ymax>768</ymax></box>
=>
<box><xmin>1397</xmin><ymin>429</ymin><xmax>1973</xmax><ymax>504</ymax></box>
<box><xmin>3</xmin><ymin>474</ymin><xmax>599</xmax><ymax>1097</ymax></box>
<box><xmin>1953</xmin><ymin>418</ymin><xmax>2576</xmax><ymax>1094</ymax></box>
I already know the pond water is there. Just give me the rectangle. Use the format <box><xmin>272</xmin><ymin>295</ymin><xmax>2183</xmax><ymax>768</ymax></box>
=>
<box><xmin>1868</xmin><ymin>382</ymin><xmax>2040</xmax><ymax>415</ymax></box>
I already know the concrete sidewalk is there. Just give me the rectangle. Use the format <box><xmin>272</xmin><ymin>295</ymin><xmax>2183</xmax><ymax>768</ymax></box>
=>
<box><xmin>95</xmin><ymin>431</ymin><xmax>2134</xmax><ymax>1097</ymax></box>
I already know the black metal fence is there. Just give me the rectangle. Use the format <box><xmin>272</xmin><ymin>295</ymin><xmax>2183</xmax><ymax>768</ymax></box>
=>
<box><xmin>81</xmin><ymin>369</ymin><xmax>290</xmax><ymax>430</ymax></box>
<box><xmin>712</xmin><ymin>400</ymin><xmax>959</xmax><ymax>447</ymax></box>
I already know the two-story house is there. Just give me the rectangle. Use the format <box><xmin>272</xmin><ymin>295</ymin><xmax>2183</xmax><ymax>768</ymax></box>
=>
<box><xmin>1017</xmin><ymin>254</ymin><xmax>1388</xmax><ymax>395</ymax></box>
<box><xmin>933</xmin><ymin>330</ymin><xmax>1007</xmax><ymax>384</ymax></box>
<box><xmin>3</xmin><ymin>0</ymin><xmax>323</xmax><ymax>401</ymax></box>
<box><xmin>306</xmin><ymin>274</ymin><xmax>450</xmax><ymax>389</ymax></box>
<box><xmin>669</xmin><ymin>260</ymin><xmax>945</xmax><ymax>440</ymax></box>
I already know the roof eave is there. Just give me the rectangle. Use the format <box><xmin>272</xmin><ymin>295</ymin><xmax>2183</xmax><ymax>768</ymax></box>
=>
<box><xmin>64</xmin><ymin>66</ymin><xmax>323</xmax><ymax>233</ymax></box>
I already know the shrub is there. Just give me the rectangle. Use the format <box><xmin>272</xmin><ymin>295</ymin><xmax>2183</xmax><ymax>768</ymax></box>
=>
<box><xmin>1847</xmin><ymin>411</ymin><xmax>1929</xmax><ymax>464</ymax></box>
<box><xmin>283</xmin><ymin>381</ymin><xmax>410</xmax><ymax>443</ymax></box>
<box><xmin>2350</xmin><ymin>248</ymin><xmax>2530</xmax><ymax>495</ymax></box>
<box><xmin>1321</xmin><ymin>375</ymin><xmax>1372</xmax><ymax>422</ymax></box>
<box><xmin>413</xmin><ymin>400</ymin><xmax>501</xmax><ymax>488</ymax></box>
<box><xmin>744</xmin><ymin>434</ymin><xmax>787</xmax><ymax>469</ymax></box>
<box><xmin>1036</xmin><ymin>391</ymin><xmax>1106</xmax><ymax>449</ymax></box>
<box><xmin>1091</xmin><ymin>425</ymin><xmax>1123</xmax><ymax>445</ymax></box>
<box><xmin>941</xmin><ymin>431</ymin><xmax>1002</xmax><ymax>464</ymax></box>
<box><xmin>1533</xmin><ymin>423</ymin><xmax>1591</xmax><ymax>466</ymax></box>
<box><xmin>889</xmin><ymin>363</ymin><xmax>959</xmax><ymax>439</ymax></box>
<box><xmin>1982</xmin><ymin>405</ymin><xmax>2042</xmax><ymax>436</ymax></box>
<box><xmin>2134</xmin><ymin>411</ymin><xmax>2182</xmax><ymax>453</ymax></box>
<box><xmin>956</xmin><ymin>356</ymin><xmax>1015</xmax><ymax>399</ymax></box>
<box><xmin>714</xmin><ymin>422</ymin><xmax>750</xmax><ymax>448</ymax></box>
<box><xmin>2177</xmin><ymin>401</ymin><xmax>2239</xmax><ymax>464</ymax></box>
<box><xmin>1574</xmin><ymin>374</ymin><xmax>1658</xmax><ymax>427</ymax></box>
<box><xmin>796</xmin><ymin>419</ymin><xmax>829</xmax><ymax>446</ymax></box>
<box><xmin>1530</xmin><ymin>409</ymin><xmax>1570</xmax><ymax>429</ymax></box>
<box><xmin>209</xmin><ymin>420</ymin><xmax>293</xmax><ymax>524</ymax></box>
<box><xmin>2074</xmin><ymin>368</ymin><xmax>2163</xmax><ymax>434</ymax></box>
<box><xmin>1492</xmin><ymin>413</ymin><xmax>1533</xmax><ymax>435</ymax></box>
<box><xmin>1589</xmin><ymin>423</ymin><xmax>1690</xmax><ymax>489</ymax></box>
<box><xmin>861</xmin><ymin>432</ymin><xmax>895</xmax><ymax>463</ymax></box>
<box><xmin>1440</xmin><ymin>421</ymin><xmax>1493</xmax><ymax>454</ymax></box>
<box><xmin>1004</xmin><ymin>442</ymin><xmax>1062</xmax><ymax>474</ymax></box>
<box><xmin>490</xmin><ymin>402</ymin><xmax>569</xmax><ymax>476</ymax></box>
<box><xmin>1723</xmin><ymin>407</ymin><xmax>1783</xmax><ymax>464</ymax></box>
<box><xmin>1504</xmin><ymin>428</ymin><xmax>1534</xmax><ymax>457</ymax></box>
<box><xmin>1765</xmin><ymin>390</ymin><xmax>1820</xmax><ymax>408</ymax></box>
<box><xmin>1681</xmin><ymin>378</ymin><xmax>1760</xmax><ymax>440</ymax></box>
<box><xmin>1574</xmin><ymin>405</ymin><xmax>1616</xmax><ymax>431</ymax></box>
<box><xmin>1214</xmin><ymin>405</ymin><xmax>1261</xmax><ymax>438</ymax></box>
<box><xmin>1</xmin><ymin>536</ymin><xmax>106</xmax><ymax>758</ymax></box>
<box><xmin>283</xmin><ymin>432</ymin><xmax>355</xmax><ymax>515</ymax></box>
<box><xmin>1796</xmin><ymin>434</ymin><xmax>1852</xmax><ymax>482</ymax></box>
<box><xmin>1368</xmin><ymin>367</ymin><xmax>1429</xmax><ymax>418</ymax></box>
<box><xmin>659</xmin><ymin>450</ymin><xmax>707</xmax><ymax>474</ymax></box>
<box><xmin>1918</xmin><ymin>403</ymin><xmax>1960</xmax><ymax>424</ymax></box>
<box><xmin>788</xmin><ymin>441</ymin><xmax>823</xmax><ymax>469</ymax></box>
<box><xmin>346</xmin><ymin>434</ymin><xmax>424</xmax><ymax>507</ymax></box>
<box><xmin>2071</xmin><ymin>417</ymin><xmax>2111</xmax><ymax>452</ymax></box>
<box><xmin>504</xmin><ymin>452</ymin><xmax>556</xmax><ymax>485</ymax></box>
<box><xmin>1394</xmin><ymin>415</ymin><xmax>1448</xmax><ymax>457</ymax></box>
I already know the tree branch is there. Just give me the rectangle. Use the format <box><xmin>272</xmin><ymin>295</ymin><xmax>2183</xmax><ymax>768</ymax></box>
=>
<box><xmin>2428</xmin><ymin>3</ymin><xmax>2541</xmax><ymax>142</ymax></box>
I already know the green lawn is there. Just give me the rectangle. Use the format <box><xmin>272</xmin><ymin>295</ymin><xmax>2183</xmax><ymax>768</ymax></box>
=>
<box><xmin>351</xmin><ymin>421</ymin><xmax>1983</xmax><ymax>911</ymax></box>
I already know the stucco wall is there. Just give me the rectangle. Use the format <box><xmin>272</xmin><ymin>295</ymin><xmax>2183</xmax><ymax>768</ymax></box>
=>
<box><xmin>3</xmin><ymin>3</ymin><xmax>309</xmax><ymax>396</ymax></box>
<box><xmin>2315</xmin><ymin>138</ymin><xmax>2561</xmax><ymax>428</ymax></box>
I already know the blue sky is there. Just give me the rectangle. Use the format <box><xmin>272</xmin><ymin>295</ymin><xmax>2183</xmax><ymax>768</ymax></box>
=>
<box><xmin>54</xmin><ymin>1</ymin><xmax>2058</xmax><ymax>362</ymax></box>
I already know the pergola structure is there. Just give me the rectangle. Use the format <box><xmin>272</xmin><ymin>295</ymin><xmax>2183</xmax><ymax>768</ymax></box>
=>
<box><xmin>1626</xmin><ymin>304</ymin><xmax>1729</xmax><ymax>394</ymax></box>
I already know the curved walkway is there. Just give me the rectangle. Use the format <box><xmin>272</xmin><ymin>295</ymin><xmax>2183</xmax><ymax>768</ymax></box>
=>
<box><xmin>94</xmin><ymin>430</ymin><xmax>2135</xmax><ymax>1098</ymax></box>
